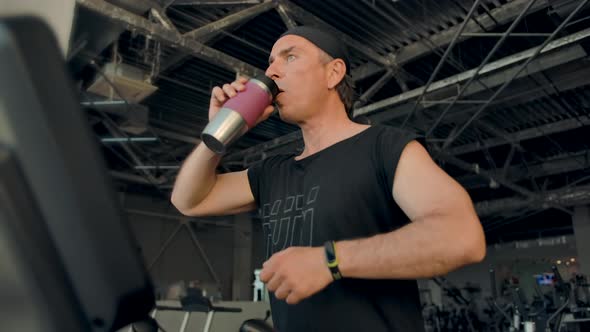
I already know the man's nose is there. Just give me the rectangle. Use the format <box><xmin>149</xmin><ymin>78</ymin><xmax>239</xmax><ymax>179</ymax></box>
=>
<box><xmin>265</xmin><ymin>62</ymin><xmax>280</xmax><ymax>80</ymax></box>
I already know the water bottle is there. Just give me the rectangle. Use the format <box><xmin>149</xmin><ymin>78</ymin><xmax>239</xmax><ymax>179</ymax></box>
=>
<box><xmin>201</xmin><ymin>75</ymin><xmax>278</xmax><ymax>154</ymax></box>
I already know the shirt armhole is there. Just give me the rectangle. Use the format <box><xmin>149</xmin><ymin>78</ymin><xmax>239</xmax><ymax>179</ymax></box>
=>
<box><xmin>378</xmin><ymin>128</ymin><xmax>421</xmax><ymax>195</ymax></box>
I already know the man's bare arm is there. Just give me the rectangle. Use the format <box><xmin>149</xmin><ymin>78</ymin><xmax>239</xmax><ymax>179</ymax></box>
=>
<box><xmin>171</xmin><ymin>76</ymin><xmax>274</xmax><ymax>217</ymax></box>
<box><xmin>170</xmin><ymin>143</ymin><xmax>256</xmax><ymax>217</ymax></box>
<box><xmin>336</xmin><ymin>141</ymin><xmax>486</xmax><ymax>279</ymax></box>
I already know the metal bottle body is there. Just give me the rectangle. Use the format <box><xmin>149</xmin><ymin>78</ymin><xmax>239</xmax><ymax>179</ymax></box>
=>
<box><xmin>201</xmin><ymin>77</ymin><xmax>277</xmax><ymax>154</ymax></box>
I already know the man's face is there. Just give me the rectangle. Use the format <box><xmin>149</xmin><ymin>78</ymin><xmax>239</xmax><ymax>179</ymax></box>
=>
<box><xmin>265</xmin><ymin>35</ymin><xmax>329</xmax><ymax>124</ymax></box>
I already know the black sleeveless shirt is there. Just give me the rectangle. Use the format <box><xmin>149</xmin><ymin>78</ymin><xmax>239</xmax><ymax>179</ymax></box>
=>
<box><xmin>248</xmin><ymin>125</ymin><xmax>425</xmax><ymax>332</ymax></box>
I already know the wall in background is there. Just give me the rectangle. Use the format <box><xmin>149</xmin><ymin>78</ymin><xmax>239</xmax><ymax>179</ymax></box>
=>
<box><xmin>121</xmin><ymin>193</ymin><xmax>261</xmax><ymax>301</ymax></box>
<box><xmin>419</xmin><ymin>235</ymin><xmax>579</xmax><ymax>313</ymax></box>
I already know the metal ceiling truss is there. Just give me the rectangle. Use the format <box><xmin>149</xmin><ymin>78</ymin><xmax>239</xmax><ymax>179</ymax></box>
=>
<box><xmin>399</xmin><ymin>0</ymin><xmax>488</xmax><ymax>129</ymax></box>
<box><xmin>414</xmin><ymin>0</ymin><xmax>539</xmax><ymax>135</ymax></box>
<box><xmin>448</xmin><ymin>115</ymin><xmax>590</xmax><ymax>156</ymax></box>
<box><xmin>431</xmin><ymin>59</ymin><xmax>590</xmax><ymax>137</ymax></box>
<box><xmin>156</xmin><ymin>2</ymin><xmax>276</xmax><ymax>75</ymax></box>
<box><xmin>397</xmin><ymin>0</ymin><xmax>588</xmax><ymax>203</ymax></box>
<box><xmin>475</xmin><ymin>183</ymin><xmax>590</xmax><ymax>218</ymax></box>
<box><xmin>427</xmin><ymin>0</ymin><xmax>589</xmax><ymax>216</ymax></box>
<box><xmin>458</xmin><ymin>150</ymin><xmax>590</xmax><ymax>189</ymax></box>
<box><xmin>354</xmin><ymin>28</ymin><xmax>590</xmax><ymax>119</ymax></box>
<box><xmin>77</xmin><ymin>0</ymin><xmax>263</xmax><ymax>75</ymax></box>
<box><xmin>350</xmin><ymin>0</ymin><xmax>552</xmax><ymax>81</ymax></box>
<box><xmin>437</xmin><ymin>0</ymin><xmax>589</xmax><ymax>151</ymax></box>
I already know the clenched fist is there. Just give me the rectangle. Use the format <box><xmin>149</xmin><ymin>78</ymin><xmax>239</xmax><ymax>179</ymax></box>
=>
<box><xmin>260</xmin><ymin>246</ymin><xmax>334</xmax><ymax>305</ymax></box>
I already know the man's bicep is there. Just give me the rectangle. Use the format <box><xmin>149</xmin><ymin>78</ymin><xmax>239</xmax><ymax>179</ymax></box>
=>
<box><xmin>392</xmin><ymin>141</ymin><xmax>473</xmax><ymax>221</ymax></box>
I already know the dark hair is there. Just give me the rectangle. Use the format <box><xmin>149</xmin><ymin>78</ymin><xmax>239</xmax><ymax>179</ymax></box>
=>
<box><xmin>319</xmin><ymin>51</ymin><xmax>356</xmax><ymax>117</ymax></box>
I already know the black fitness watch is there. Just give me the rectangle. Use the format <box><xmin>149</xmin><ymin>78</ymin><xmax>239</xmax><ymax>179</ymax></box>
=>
<box><xmin>324</xmin><ymin>241</ymin><xmax>342</xmax><ymax>281</ymax></box>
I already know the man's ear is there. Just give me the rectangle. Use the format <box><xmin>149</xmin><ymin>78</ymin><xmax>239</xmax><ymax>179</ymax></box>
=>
<box><xmin>326</xmin><ymin>58</ymin><xmax>346</xmax><ymax>89</ymax></box>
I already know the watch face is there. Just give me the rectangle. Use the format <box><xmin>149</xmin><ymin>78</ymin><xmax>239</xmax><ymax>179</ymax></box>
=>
<box><xmin>325</xmin><ymin>242</ymin><xmax>337</xmax><ymax>262</ymax></box>
<box><xmin>327</xmin><ymin>252</ymin><xmax>336</xmax><ymax>262</ymax></box>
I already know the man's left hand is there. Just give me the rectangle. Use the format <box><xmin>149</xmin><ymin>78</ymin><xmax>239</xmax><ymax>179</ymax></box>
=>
<box><xmin>260</xmin><ymin>246</ymin><xmax>333</xmax><ymax>305</ymax></box>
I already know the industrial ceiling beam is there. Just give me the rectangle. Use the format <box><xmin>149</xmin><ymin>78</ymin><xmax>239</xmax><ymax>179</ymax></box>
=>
<box><xmin>449</xmin><ymin>115</ymin><xmax>590</xmax><ymax>156</ymax></box>
<box><xmin>436</xmin><ymin>152</ymin><xmax>536</xmax><ymax>198</ymax></box>
<box><xmin>101</xmin><ymin>121</ymin><xmax>164</xmax><ymax>184</ymax></box>
<box><xmin>354</xmin><ymin>69</ymin><xmax>396</xmax><ymax>108</ymax></box>
<box><xmin>77</xmin><ymin>0</ymin><xmax>263</xmax><ymax>76</ymax></box>
<box><xmin>432</xmin><ymin>59</ymin><xmax>590</xmax><ymax>127</ymax></box>
<box><xmin>351</xmin><ymin>0</ymin><xmax>552</xmax><ymax>81</ymax></box>
<box><xmin>459</xmin><ymin>150</ymin><xmax>590</xmax><ymax>189</ymax></box>
<box><xmin>150</xmin><ymin>127</ymin><xmax>201</xmax><ymax>144</ymax></box>
<box><xmin>475</xmin><ymin>183</ymin><xmax>590</xmax><ymax>218</ymax></box>
<box><xmin>399</xmin><ymin>0</ymin><xmax>492</xmax><ymax>129</ymax></box>
<box><xmin>155</xmin><ymin>1</ymin><xmax>273</xmax><ymax>75</ymax></box>
<box><xmin>354</xmin><ymin>27</ymin><xmax>590</xmax><ymax>118</ymax></box>
<box><xmin>409</xmin><ymin>60</ymin><xmax>590</xmax><ymax>155</ymax></box>
<box><xmin>275</xmin><ymin>2</ymin><xmax>296</xmax><ymax>29</ymax></box>
<box><xmin>419</xmin><ymin>0</ymin><xmax>538</xmax><ymax>135</ymax></box>
<box><xmin>367</xmin><ymin>44</ymin><xmax>586</xmax><ymax>125</ymax></box>
<box><xmin>278</xmin><ymin>0</ymin><xmax>392</xmax><ymax>67</ymax></box>
<box><xmin>171</xmin><ymin>0</ymin><xmax>262</xmax><ymax>5</ymax></box>
<box><xmin>149</xmin><ymin>7</ymin><xmax>179</xmax><ymax>33</ymax></box>
<box><xmin>440</xmin><ymin>0</ymin><xmax>588</xmax><ymax>150</ymax></box>
<box><xmin>183</xmin><ymin>0</ymin><xmax>275</xmax><ymax>40</ymax></box>
<box><xmin>156</xmin><ymin>5</ymin><xmax>259</xmax><ymax>75</ymax></box>
<box><xmin>111</xmin><ymin>170</ymin><xmax>167</xmax><ymax>185</ymax></box>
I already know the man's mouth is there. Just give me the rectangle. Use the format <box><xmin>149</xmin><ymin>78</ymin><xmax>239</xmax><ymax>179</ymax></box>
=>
<box><xmin>274</xmin><ymin>90</ymin><xmax>284</xmax><ymax>108</ymax></box>
<box><xmin>275</xmin><ymin>88</ymin><xmax>285</xmax><ymax>103</ymax></box>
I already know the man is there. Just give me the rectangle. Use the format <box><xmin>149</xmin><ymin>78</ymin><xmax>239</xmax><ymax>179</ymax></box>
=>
<box><xmin>171</xmin><ymin>26</ymin><xmax>486</xmax><ymax>332</ymax></box>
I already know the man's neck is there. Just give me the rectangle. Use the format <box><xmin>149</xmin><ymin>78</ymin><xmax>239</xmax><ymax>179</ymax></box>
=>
<box><xmin>296</xmin><ymin>107</ymin><xmax>370</xmax><ymax>160</ymax></box>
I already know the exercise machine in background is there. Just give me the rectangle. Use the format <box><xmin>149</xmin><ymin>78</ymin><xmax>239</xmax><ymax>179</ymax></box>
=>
<box><xmin>489</xmin><ymin>266</ymin><xmax>590</xmax><ymax>332</ymax></box>
<box><xmin>0</xmin><ymin>15</ymin><xmax>154</xmax><ymax>332</ymax></box>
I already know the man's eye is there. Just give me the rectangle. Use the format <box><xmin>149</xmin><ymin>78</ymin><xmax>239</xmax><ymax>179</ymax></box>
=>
<box><xmin>287</xmin><ymin>55</ymin><xmax>296</xmax><ymax>62</ymax></box>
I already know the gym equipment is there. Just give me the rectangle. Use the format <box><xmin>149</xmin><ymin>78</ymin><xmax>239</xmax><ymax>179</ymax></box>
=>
<box><xmin>426</xmin><ymin>277</ymin><xmax>483</xmax><ymax>332</ymax></box>
<box><xmin>137</xmin><ymin>291</ymin><xmax>242</xmax><ymax>332</ymax></box>
<box><xmin>487</xmin><ymin>265</ymin><xmax>585</xmax><ymax>332</ymax></box>
<box><xmin>422</xmin><ymin>267</ymin><xmax>589</xmax><ymax>332</ymax></box>
<box><xmin>253</xmin><ymin>269</ymin><xmax>269</xmax><ymax>302</ymax></box>
<box><xmin>239</xmin><ymin>311</ymin><xmax>275</xmax><ymax>332</ymax></box>
<box><xmin>571</xmin><ymin>274</ymin><xmax>590</xmax><ymax>310</ymax></box>
<box><xmin>0</xmin><ymin>16</ymin><xmax>154</xmax><ymax>331</ymax></box>
<box><xmin>130</xmin><ymin>290</ymin><xmax>275</xmax><ymax>332</ymax></box>
<box><xmin>544</xmin><ymin>266</ymin><xmax>570</xmax><ymax>331</ymax></box>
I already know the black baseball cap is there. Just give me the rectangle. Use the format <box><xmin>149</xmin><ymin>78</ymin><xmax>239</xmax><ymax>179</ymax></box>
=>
<box><xmin>279</xmin><ymin>26</ymin><xmax>351</xmax><ymax>75</ymax></box>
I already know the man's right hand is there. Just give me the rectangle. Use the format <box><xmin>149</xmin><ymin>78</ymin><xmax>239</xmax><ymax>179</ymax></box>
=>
<box><xmin>209</xmin><ymin>76</ymin><xmax>276</xmax><ymax>127</ymax></box>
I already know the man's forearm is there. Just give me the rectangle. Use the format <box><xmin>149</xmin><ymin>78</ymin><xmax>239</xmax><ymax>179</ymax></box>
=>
<box><xmin>336</xmin><ymin>214</ymin><xmax>486</xmax><ymax>279</ymax></box>
<box><xmin>170</xmin><ymin>143</ymin><xmax>221</xmax><ymax>212</ymax></box>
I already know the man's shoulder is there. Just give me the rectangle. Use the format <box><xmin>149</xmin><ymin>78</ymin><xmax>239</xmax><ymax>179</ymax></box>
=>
<box><xmin>371</xmin><ymin>124</ymin><xmax>416</xmax><ymax>138</ymax></box>
<box><xmin>358</xmin><ymin>125</ymin><xmax>419</xmax><ymax>150</ymax></box>
<box><xmin>249</xmin><ymin>153</ymin><xmax>294</xmax><ymax>170</ymax></box>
